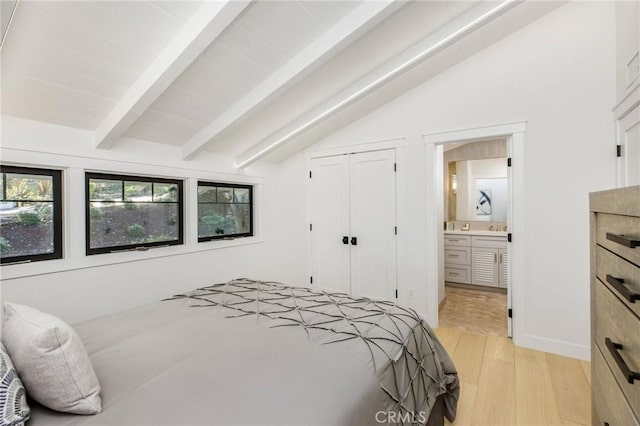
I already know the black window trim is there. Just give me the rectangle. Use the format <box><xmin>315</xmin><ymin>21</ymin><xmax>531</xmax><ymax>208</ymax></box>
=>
<box><xmin>85</xmin><ymin>172</ymin><xmax>184</xmax><ymax>255</ymax></box>
<box><xmin>0</xmin><ymin>165</ymin><xmax>63</xmax><ymax>265</ymax></box>
<box><xmin>197</xmin><ymin>180</ymin><xmax>253</xmax><ymax>243</ymax></box>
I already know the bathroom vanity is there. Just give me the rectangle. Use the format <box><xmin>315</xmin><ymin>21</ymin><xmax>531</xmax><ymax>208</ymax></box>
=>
<box><xmin>444</xmin><ymin>230</ymin><xmax>508</xmax><ymax>288</ymax></box>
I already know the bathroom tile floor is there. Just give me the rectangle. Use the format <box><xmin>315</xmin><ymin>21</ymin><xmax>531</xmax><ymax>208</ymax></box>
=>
<box><xmin>438</xmin><ymin>285</ymin><xmax>508</xmax><ymax>337</ymax></box>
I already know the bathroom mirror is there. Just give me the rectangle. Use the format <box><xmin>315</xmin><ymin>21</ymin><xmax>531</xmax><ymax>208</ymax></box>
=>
<box><xmin>447</xmin><ymin>158</ymin><xmax>508</xmax><ymax>223</ymax></box>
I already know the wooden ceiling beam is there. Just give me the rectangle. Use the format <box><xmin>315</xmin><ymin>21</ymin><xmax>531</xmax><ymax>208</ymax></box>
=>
<box><xmin>181</xmin><ymin>0</ymin><xmax>402</xmax><ymax>161</ymax></box>
<box><xmin>235</xmin><ymin>0</ymin><xmax>518</xmax><ymax>168</ymax></box>
<box><xmin>94</xmin><ymin>0</ymin><xmax>251</xmax><ymax>149</ymax></box>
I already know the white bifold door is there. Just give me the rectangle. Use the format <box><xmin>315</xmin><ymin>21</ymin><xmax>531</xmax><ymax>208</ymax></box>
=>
<box><xmin>309</xmin><ymin>149</ymin><xmax>397</xmax><ymax>300</ymax></box>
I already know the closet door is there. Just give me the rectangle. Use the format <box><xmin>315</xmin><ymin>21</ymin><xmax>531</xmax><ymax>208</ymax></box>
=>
<box><xmin>349</xmin><ymin>150</ymin><xmax>397</xmax><ymax>300</ymax></box>
<box><xmin>309</xmin><ymin>155</ymin><xmax>351</xmax><ymax>294</ymax></box>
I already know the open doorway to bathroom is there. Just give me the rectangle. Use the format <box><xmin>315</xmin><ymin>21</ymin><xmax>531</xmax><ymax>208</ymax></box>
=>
<box><xmin>438</xmin><ymin>138</ymin><xmax>510</xmax><ymax>337</ymax></box>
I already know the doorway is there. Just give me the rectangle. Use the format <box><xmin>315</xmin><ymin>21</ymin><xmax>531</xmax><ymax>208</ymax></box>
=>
<box><xmin>423</xmin><ymin>122</ymin><xmax>526</xmax><ymax>342</ymax></box>
<box><xmin>438</xmin><ymin>138</ymin><xmax>510</xmax><ymax>337</ymax></box>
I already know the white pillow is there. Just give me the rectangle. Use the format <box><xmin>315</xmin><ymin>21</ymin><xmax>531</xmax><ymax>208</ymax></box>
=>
<box><xmin>2</xmin><ymin>303</ymin><xmax>102</xmax><ymax>415</ymax></box>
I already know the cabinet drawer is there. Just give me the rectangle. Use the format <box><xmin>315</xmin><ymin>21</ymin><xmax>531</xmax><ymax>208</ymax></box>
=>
<box><xmin>592</xmin><ymin>345</ymin><xmax>639</xmax><ymax>426</ymax></box>
<box><xmin>594</xmin><ymin>282</ymin><xmax>640</xmax><ymax>418</ymax></box>
<box><xmin>444</xmin><ymin>235</ymin><xmax>470</xmax><ymax>247</ymax></box>
<box><xmin>471</xmin><ymin>236</ymin><xmax>507</xmax><ymax>249</ymax></box>
<box><xmin>596</xmin><ymin>213</ymin><xmax>640</xmax><ymax>266</ymax></box>
<box><xmin>596</xmin><ymin>246</ymin><xmax>640</xmax><ymax>318</ymax></box>
<box><xmin>444</xmin><ymin>247</ymin><xmax>470</xmax><ymax>265</ymax></box>
<box><xmin>445</xmin><ymin>266</ymin><xmax>470</xmax><ymax>284</ymax></box>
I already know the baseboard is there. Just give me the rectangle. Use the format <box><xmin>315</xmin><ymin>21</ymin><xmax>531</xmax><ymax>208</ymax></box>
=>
<box><xmin>445</xmin><ymin>282</ymin><xmax>507</xmax><ymax>293</ymax></box>
<box><xmin>520</xmin><ymin>333</ymin><xmax>590</xmax><ymax>361</ymax></box>
<box><xmin>438</xmin><ymin>297</ymin><xmax>446</xmax><ymax>311</ymax></box>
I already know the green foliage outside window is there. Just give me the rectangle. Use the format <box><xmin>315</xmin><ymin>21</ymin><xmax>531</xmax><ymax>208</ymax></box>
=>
<box><xmin>0</xmin><ymin>237</ymin><xmax>11</xmax><ymax>253</ymax></box>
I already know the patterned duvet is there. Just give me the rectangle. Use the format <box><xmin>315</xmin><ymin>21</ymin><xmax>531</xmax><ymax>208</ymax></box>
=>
<box><xmin>29</xmin><ymin>279</ymin><xmax>458</xmax><ymax>426</ymax></box>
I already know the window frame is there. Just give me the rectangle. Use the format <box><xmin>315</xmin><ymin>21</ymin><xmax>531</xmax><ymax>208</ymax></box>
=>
<box><xmin>0</xmin><ymin>165</ymin><xmax>63</xmax><ymax>265</ymax></box>
<box><xmin>85</xmin><ymin>172</ymin><xmax>184</xmax><ymax>255</ymax></box>
<box><xmin>197</xmin><ymin>181</ymin><xmax>253</xmax><ymax>243</ymax></box>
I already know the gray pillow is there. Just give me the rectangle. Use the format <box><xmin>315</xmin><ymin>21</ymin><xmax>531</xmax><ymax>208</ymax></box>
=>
<box><xmin>0</xmin><ymin>343</ymin><xmax>30</xmax><ymax>426</ymax></box>
<box><xmin>2</xmin><ymin>303</ymin><xmax>102</xmax><ymax>415</ymax></box>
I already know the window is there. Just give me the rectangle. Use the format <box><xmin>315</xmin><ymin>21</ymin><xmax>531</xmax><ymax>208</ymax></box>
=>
<box><xmin>86</xmin><ymin>173</ymin><xmax>183</xmax><ymax>255</ymax></box>
<box><xmin>0</xmin><ymin>166</ymin><xmax>63</xmax><ymax>264</ymax></box>
<box><xmin>198</xmin><ymin>182</ymin><xmax>252</xmax><ymax>242</ymax></box>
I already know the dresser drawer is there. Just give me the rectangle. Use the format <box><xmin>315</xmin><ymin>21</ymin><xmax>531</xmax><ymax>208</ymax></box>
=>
<box><xmin>471</xmin><ymin>235</ymin><xmax>507</xmax><ymax>249</ymax></box>
<box><xmin>596</xmin><ymin>246</ymin><xmax>640</xmax><ymax>318</ymax></box>
<box><xmin>444</xmin><ymin>266</ymin><xmax>470</xmax><ymax>284</ymax></box>
<box><xmin>594</xmin><ymin>282</ymin><xmax>640</xmax><ymax>418</ymax></box>
<box><xmin>444</xmin><ymin>247</ymin><xmax>470</xmax><ymax>265</ymax></box>
<box><xmin>444</xmin><ymin>235</ymin><xmax>471</xmax><ymax>247</ymax></box>
<box><xmin>596</xmin><ymin>213</ymin><xmax>640</xmax><ymax>266</ymax></box>
<box><xmin>592</xmin><ymin>345</ymin><xmax>639</xmax><ymax>426</ymax></box>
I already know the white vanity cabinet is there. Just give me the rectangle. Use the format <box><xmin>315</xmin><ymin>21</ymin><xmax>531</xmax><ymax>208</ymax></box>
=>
<box><xmin>444</xmin><ymin>235</ymin><xmax>471</xmax><ymax>284</ymax></box>
<box><xmin>445</xmin><ymin>232</ymin><xmax>508</xmax><ymax>288</ymax></box>
<box><xmin>499</xmin><ymin>248</ymin><xmax>508</xmax><ymax>288</ymax></box>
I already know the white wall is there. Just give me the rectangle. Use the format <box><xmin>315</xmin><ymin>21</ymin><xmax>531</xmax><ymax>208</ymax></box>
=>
<box><xmin>0</xmin><ymin>116</ymin><xmax>278</xmax><ymax>324</ymax></box>
<box><xmin>266</xmin><ymin>2</ymin><xmax>616</xmax><ymax>359</ymax></box>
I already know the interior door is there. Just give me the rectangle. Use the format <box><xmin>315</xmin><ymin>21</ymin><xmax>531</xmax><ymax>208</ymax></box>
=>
<box><xmin>349</xmin><ymin>150</ymin><xmax>397</xmax><ymax>300</ymax></box>
<box><xmin>309</xmin><ymin>155</ymin><xmax>350</xmax><ymax>294</ymax></box>
<box><xmin>619</xmin><ymin>105</ymin><xmax>640</xmax><ymax>186</ymax></box>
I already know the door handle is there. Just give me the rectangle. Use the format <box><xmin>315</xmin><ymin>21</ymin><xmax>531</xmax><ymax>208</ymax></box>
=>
<box><xmin>351</xmin><ymin>237</ymin><xmax>357</xmax><ymax>246</ymax></box>
<box><xmin>342</xmin><ymin>236</ymin><xmax>349</xmax><ymax>245</ymax></box>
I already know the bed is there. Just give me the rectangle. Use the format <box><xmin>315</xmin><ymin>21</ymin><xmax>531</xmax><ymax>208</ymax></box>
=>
<box><xmin>27</xmin><ymin>279</ymin><xmax>459</xmax><ymax>426</ymax></box>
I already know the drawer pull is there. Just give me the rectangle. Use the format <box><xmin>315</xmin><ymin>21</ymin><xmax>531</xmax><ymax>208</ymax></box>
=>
<box><xmin>606</xmin><ymin>275</ymin><xmax>640</xmax><ymax>303</ymax></box>
<box><xmin>606</xmin><ymin>232</ymin><xmax>640</xmax><ymax>248</ymax></box>
<box><xmin>448</xmin><ymin>254</ymin><xmax>460</xmax><ymax>257</ymax></box>
<box><xmin>449</xmin><ymin>272</ymin><xmax>459</xmax><ymax>276</ymax></box>
<box><xmin>605</xmin><ymin>338</ymin><xmax>640</xmax><ymax>384</ymax></box>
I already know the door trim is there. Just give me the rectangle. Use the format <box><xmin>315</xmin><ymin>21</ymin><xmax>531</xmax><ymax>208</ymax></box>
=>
<box><xmin>423</xmin><ymin>121</ymin><xmax>526</xmax><ymax>343</ymax></box>
<box><xmin>304</xmin><ymin>137</ymin><xmax>406</xmax><ymax>160</ymax></box>
<box><xmin>614</xmin><ymin>82</ymin><xmax>640</xmax><ymax>187</ymax></box>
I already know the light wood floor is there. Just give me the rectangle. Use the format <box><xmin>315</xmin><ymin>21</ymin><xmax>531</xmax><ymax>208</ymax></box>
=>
<box><xmin>435</xmin><ymin>327</ymin><xmax>591</xmax><ymax>426</ymax></box>
<box><xmin>439</xmin><ymin>285</ymin><xmax>508</xmax><ymax>336</ymax></box>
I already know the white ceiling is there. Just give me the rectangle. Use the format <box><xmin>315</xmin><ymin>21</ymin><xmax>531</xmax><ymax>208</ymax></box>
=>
<box><xmin>0</xmin><ymin>0</ymin><xmax>563</xmax><ymax>167</ymax></box>
<box><xmin>1</xmin><ymin>1</ymin><xmax>203</xmax><ymax>129</ymax></box>
<box><xmin>125</xmin><ymin>1</ymin><xmax>361</xmax><ymax>145</ymax></box>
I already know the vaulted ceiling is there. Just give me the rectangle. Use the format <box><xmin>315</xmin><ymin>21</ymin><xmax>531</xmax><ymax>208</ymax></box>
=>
<box><xmin>0</xmin><ymin>0</ymin><xmax>562</xmax><ymax>167</ymax></box>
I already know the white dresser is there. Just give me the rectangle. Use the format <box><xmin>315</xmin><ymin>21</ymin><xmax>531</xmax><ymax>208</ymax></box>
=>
<box><xmin>590</xmin><ymin>185</ymin><xmax>640</xmax><ymax>426</ymax></box>
<box><xmin>444</xmin><ymin>231</ymin><xmax>508</xmax><ymax>288</ymax></box>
